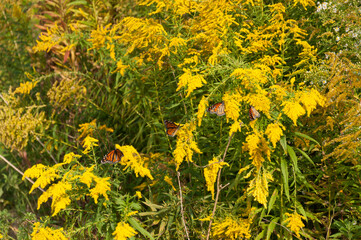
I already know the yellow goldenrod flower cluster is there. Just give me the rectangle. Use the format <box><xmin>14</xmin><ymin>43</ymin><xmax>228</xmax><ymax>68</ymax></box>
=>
<box><xmin>173</xmin><ymin>122</ymin><xmax>202</xmax><ymax>170</ymax></box>
<box><xmin>13</xmin><ymin>80</ymin><xmax>38</xmax><ymax>95</ymax></box>
<box><xmin>33</xmin><ymin>24</ymin><xmax>64</xmax><ymax>53</ymax></box>
<box><xmin>212</xmin><ymin>217</ymin><xmax>251</xmax><ymax>240</ymax></box>
<box><xmin>265</xmin><ymin>123</ymin><xmax>285</xmax><ymax>148</ymax></box>
<box><xmin>112</xmin><ymin>222</ymin><xmax>137</xmax><ymax>240</ymax></box>
<box><xmin>23</xmin><ymin>151</ymin><xmax>112</xmax><ymax>216</ymax></box>
<box><xmin>82</xmin><ymin>136</ymin><xmax>99</xmax><ymax>154</ymax></box>
<box><xmin>116</xmin><ymin>145</ymin><xmax>154</xmax><ymax>180</ymax></box>
<box><xmin>176</xmin><ymin>68</ymin><xmax>207</xmax><ymax>97</ymax></box>
<box><xmin>204</xmin><ymin>158</ymin><xmax>229</xmax><ymax>199</ymax></box>
<box><xmin>243</xmin><ymin>130</ymin><xmax>271</xmax><ymax>170</ymax></box>
<box><xmin>285</xmin><ymin>212</ymin><xmax>306</xmax><ymax>237</ymax></box>
<box><xmin>31</xmin><ymin>222</ymin><xmax>68</xmax><ymax>240</ymax></box>
<box><xmin>164</xmin><ymin>175</ymin><xmax>176</xmax><ymax>191</ymax></box>
<box><xmin>223</xmin><ymin>92</ymin><xmax>243</xmax><ymax>123</ymax></box>
<box><xmin>247</xmin><ymin>169</ymin><xmax>273</xmax><ymax>208</ymax></box>
<box><xmin>196</xmin><ymin>96</ymin><xmax>208</xmax><ymax>126</ymax></box>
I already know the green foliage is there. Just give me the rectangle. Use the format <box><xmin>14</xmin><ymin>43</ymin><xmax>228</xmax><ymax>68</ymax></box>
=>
<box><xmin>0</xmin><ymin>0</ymin><xmax>360</xmax><ymax>239</ymax></box>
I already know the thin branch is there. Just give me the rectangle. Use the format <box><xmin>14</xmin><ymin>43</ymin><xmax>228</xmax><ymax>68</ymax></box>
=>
<box><xmin>0</xmin><ymin>154</ymin><xmax>45</xmax><ymax>193</ymax></box>
<box><xmin>206</xmin><ymin>133</ymin><xmax>234</xmax><ymax>240</ymax></box>
<box><xmin>35</xmin><ymin>136</ymin><xmax>58</xmax><ymax>164</ymax></box>
<box><xmin>177</xmin><ymin>171</ymin><xmax>190</xmax><ymax>240</ymax></box>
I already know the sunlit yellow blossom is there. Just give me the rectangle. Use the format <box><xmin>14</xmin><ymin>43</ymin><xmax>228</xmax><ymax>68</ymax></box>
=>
<box><xmin>270</xmin><ymin>85</ymin><xmax>287</xmax><ymax>101</ymax></box>
<box><xmin>113</xmin><ymin>222</ymin><xmax>137</xmax><ymax>240</ymax></box>
<box><xmin>77</xmin><ymin>119</ymin><xmax>97</xmax><ymax>139</ymax></box>
<box><xmin>24</xmin><ymin>165</ymin><xmax>59</xmax><ymax>194</ymax></box>
<box><xmin>282</xmin><ymin>100</ymin><xmax>306</xmax><ymax>125</ymax></box>
<box><xmin>265</xmin><ymin>123</ymin><xmax>285</xmax><ymax>147</ymax></box>
<box><xmin>79</xmin><ymin>166</ymin><xmax>97</xmax><ymax>188</ymax></box>
<box><xmin>245</xmin><ymin>91</ymin><xmax>271</xmax><ymax>118</ymax></box>
<box><xmin>208</xmin><ymin>41</ymin><xmax>229</xmax><ymax>65</ymax></box>
<box><xmin>238</xmin><ymin>165</ymin><xmax>251</xmax><ymax>175</ymax></box>
<box><xmin>127</xmin><ymin>211</ymin><xmax>138</xmax><ymax>217</ymax></box>
<box><xmin>169</xmin><ymin>36</ymin><xmax>187</xmax><ymax>54</ymax></box>
<box><xmin>14</xmin><ymin>81</ymin><xmax>38</xmax><ymax>95</ymax></box>
<box><xmin>178</xmin><ymin>55</ymin><xmax>199</xmax><ymax>68</ymax></box>
<box><xmin>99</xmin><ymin>124</ymin><xmax>114</xmax><ymax>132</ymax></box>
<box><xmin>212</xmin><ymin>217</ymin><xmax>251</xmax><ymax>239</ymax></box>
<box><xmin>23</xmin><ymin>164</ymin><xmax>47</xmax><ymax>180</ymax></box>
<box><xmin>285</xmin><ymin>212</ymin><xmax>306</xmax><ymax>237</ymax></box>
<box><xmin>198</xmin><ymin>216</ymin><xmax>211</xmax><ymax>221</ymax></box>
<box><xmin>173</xmin><ymin>122</ymin><xmax>202</xmax><ymax>170</ymax></box>
<box><xmin>31</xmin><ymin>222</ymin><xmax>68</xmax><ymax>240</ymax></box>
<box><xmin>229</xmin><ymin>120</ymin><xmax>242</xmax><ymax>136</ymax></box>
<box><xmin>298</xmin><ymin>89</ymin><xmax>326</xmax><ymax>116</ymax></box>
<box><xmin>230</xmin><ymin>68</ymin><xmax>268</xmax><ymax>90</ymax></box>
<box><xmin>294</xmin><ymin>39</ymin><xmax>317</xmax><ymax>67</ymax></box>
<box><xmin>37</xmin><ymin>181</ymin><xmax>72</xmax><ymax>216</ymax></box>
<box><xmin>113</xmin><ymin>59</ymin><xmax>129</xmax><ymax>76</ymax></box>
<box><xmin>293</xmin><ymin>0</ymin><xmax>315</xmax><ymax>10</ymax></box>
<box><xmin>176</xmin><ymin>68</ymin><xmax>207</xmax><ymax>97</ymax></box>
<box><xmin>88</xmin><ymin>24</ymin><xmax>112</xmax><ymax>50</ymax></box>
<box><xmin>223</xmin><ymin>92</ymin><xmax>243</xmax><ymax>122</ymax></box>
<box><xmin>0</xmin><ymin>233</ymin><xmax>3</xmax><ymax>239</ymax></box>
<box><xmin>89</xmin><ymin>176</ymin><xmax>111</xmax><ymax>204</ymax></box>
<box><xmin>116</xmin><ymin>145</ymin><xmax>154</xmax><ymax>180</ymax></box>
<box><xmin>243</xmin><ymin>130</ymin><xmax>271</xmax><ymax>169</ymax></box>
<box><xmin>164</xmin><ymin>175</ymin><xmax>176</xmax><ymax>191</ymax></box>
<box><xmin>63</xmin><ymin>152</ymin><xmax>81</xmax><ymax>164</ymax></box>
<box><xmin>135</xmin><ymin>191</ymin><xmax>142</xmax><ymax>199</ymax></box>
<box><xmin>197</xmin><ymin>96</ymin><xmax>208</xmax><ymax>126</ymax></box>
<box><xmin>204</xmin><ymin>158</ymin><xmax>229</xmax><ymax>199</ymax></box>
<box><xmin>82</xmin><ymin>136</ymin><xmax>99</xmax><ymax>154</ymax></box>
<box><xmin>247</xmin><ymin>170</ymin><xmax>273</xmax><ymax>207</ymax></box>
<box><xmin>33</xmin><ymin>24</ymin><xmax>64</xmax><ymax>53</ymax></box>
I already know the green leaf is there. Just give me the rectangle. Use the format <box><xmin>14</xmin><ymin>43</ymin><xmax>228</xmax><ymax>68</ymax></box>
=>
<box><xmin>128</xmin><ymin>217</ymin><xmax>155</xmax><ymax>240</ymax></box>
<box><xmin>281</xmin><ymin>158</ymin><xmax>290</xmax><ymax>200</ymax></box>
<box><xmin>268</xmin><ymin>189</ymin><xmax>278</xmax><ymax>214</ymax></box>
<box><xmin>255</xmin><ymin>229</ymin><xmax>266</xmax><ymax>240</ymax></box>
<box><xmin>287</xmin><ymin>145</ymin><xmax>299</xmax><ymax>172</ymax></box>
<box><xmin>296</xmin><ymin>148</ymin><xmax>315</xmax><ymax>166</ymax></box>
<box><xmin>294</xmin><ymin>132</ymin><xmax>320</xmax><ymax>146</ymax></box>
<box><xmin>280</xmin><ymin>135</ymin><xmax>287</xmax><ymax>154</ymax></box>
<box><xmin>266</xmin><ymin>217</ymin><xmax>279</xmax><ymax>240</ymax></box>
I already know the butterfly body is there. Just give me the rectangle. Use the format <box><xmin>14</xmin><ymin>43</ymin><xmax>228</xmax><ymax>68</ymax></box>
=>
<box><xmin>101</xmin><ymin>149</ymin><xmax>124</xmax><ymax>164</ymax></box>
<box><xmin>249</xmin><ymin>106</ymin><xmax>261</xmax><ymax>120</ymax></box>
<box><xmin>207</xmin><ymin>102</ymin><xmax>225</xmax><ymax>116</ymax></box>
<box><xmin>164</xmin><ymin>120</ymin><xmax>180</xmax><ymax>137</ymax></box>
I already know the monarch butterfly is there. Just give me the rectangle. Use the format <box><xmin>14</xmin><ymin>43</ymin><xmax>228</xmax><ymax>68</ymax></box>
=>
<box><xmin>207</xmin><ymin>102</ymin><xmax>225</xmax><ymax>116</ymax></box>
<box><xmin>101</xmin><ymin>149</ymin><xmax>124</xmax><ymax>164</ymax></box>
<box><xmin>249</xmin><ymin>106</ymin><xmax>261</xmax><ymax>120</ymax></box>
<box><xmin>164</xmin><ymin>120</ymin><xmax>180</xmax><ymax>137</ymax></box>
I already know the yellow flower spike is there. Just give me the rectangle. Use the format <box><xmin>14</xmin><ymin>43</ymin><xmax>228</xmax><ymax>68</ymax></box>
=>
<box><xmin>197</xmin><ymin>96</ymin><xmax>208</xmax><ymax>127</ymax></box>
<box><xmin>13</xmin><ymin>80</ymin><xmax>39</xmax><ymax>95</ymax></box>
<box><xmin>82</xmin><ymin>136</ymin><xmax>99</xmax><ymax>154</ymax></box>
<box><xmin>113</xmin><ymin>222</ymin><xmax>137</xmax><ymax>240</ymax></box>
<box><xmin>31</xmin><ymin>222</ymin><xmax>68</xmax><ymax>240</ymax></box>
<box><xmin>176</xmin><ymin>68</ymin><xmax>207</xmax><ymax>97</ymax></box>
<box><xmin>112</xmin><ymin>59</ymin><xmax>129</xmax><ymax>76</ymax></box>
<box><xmin>265</xmin><ymin>123</ymin><xmax>285</xmax><ymax>147</ymax></box>
<box><xmin>127</xmin><ymin>211</ymin><xmax>138</xmax><ymax>217</ymax></box>
<box><xmin>89</xmin><ymin>176</ymin><xmax>111</xmax><ymax>204</ymax></box>
<box><xmin>247</xmin><ymin>169</ymin><xmax>273</xmax><ymax>208</ymax></box>
<box><xmin>63</xmin><ymin>152</ymin><xmax>82</xmax><ymax>164</ymax></box>
<box><xmin>115</xmin><ymin>145</ymin><xmax>154</xmax><ymax>180</ymax></box>
<box><xmin>164</xmin><ymin>176</ymin><xmax>176</xmax><ymax>191</ymax></box>
<box><xmin>229</xmin><ymin>120</ymin><xmax>242</xmax><ymax>136</ymax></box>
<box><xmin>282</xmin><ymin>100</ymin><xmax>306</xmax><ymax>125</ymax></box>
<box><xmin>22</xmin><ymin>164</ymin><xmax>47</xmax><ymax>181</ymax></box>
<box><xmin>79</xmin><ymin>165</ymin><xmax>96</xmax><ymax>188</ymax></box>
<box><xmin>77</xmin><ymin>119</ymin><xmax>97</xmax><ymax>140</ymax></box>
<box><xmin>223</xmin><ymin>92</ymin><xmax>242</xmax><ymax>122</ymax></box>
<box><xmin>173</xmin><ymin>122</ymin><xmax>202</xmax><ymax>170</ymax></box>
<box><xmin>284</xmin><ymin>212</ymin><xmax>306</xmax><ymax>237</ymax></box>
<box><xmin>135</xmin><ymin>191</ymin><xmax>142</xmax><ymax>199</ymax></box>
<box><xmin>299</xmin><ymin>89</ymin><xmax>326</xmax><ymax>116</ymax></box>
<box><xmin>204</xmin><ymin>158</ymin><xmax>229</xmax><ymax>199</ymax></box>
<box><xmin>243</xmin><ymin>130</ymin><xmax>271</xmax><ymax>169</ymax></box>
<box><xmin>212</xmin><ymin>217</ymin><xmax>251</xmax><ymax>239</ymax></box>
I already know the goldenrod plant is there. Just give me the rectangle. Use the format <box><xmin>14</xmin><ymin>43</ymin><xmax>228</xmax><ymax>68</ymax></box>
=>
<box><xmin>0</xmin><ymin>0</ymin><xmax>360</xmax><ymax>239</ymax></box>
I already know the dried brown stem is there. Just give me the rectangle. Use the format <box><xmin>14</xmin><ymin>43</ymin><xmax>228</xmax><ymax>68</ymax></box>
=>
<box><xmin>177</xmin><ymin>171</ymin><xmax>190</xmax><ymax>240</ymax></box>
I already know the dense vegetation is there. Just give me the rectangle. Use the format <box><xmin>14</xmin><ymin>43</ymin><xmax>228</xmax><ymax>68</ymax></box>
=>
<box><xmin>0</xmin><ymin>0</ymin><xmax>360</xmax><ymax>239</ymax></box>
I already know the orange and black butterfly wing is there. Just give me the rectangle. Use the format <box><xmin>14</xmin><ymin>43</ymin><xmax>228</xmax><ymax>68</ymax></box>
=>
<box><xmin>101</xmin><ymin>149</ymin><xmax>124</xmax><ymax>164</ymax></box>
<box><xmin>164</xmin><ymin>120</ymin><xmax>180</xmax><ymax>137</ymax></box>
<box><xmin>207</xmin><ymin>102</ymin><xmax>225</xmax><ymax>116</ymax></box>
<box><xmin>249</xmin><ymin>106</ymin><xmax>261</xmax><ymax>120</ymax></box>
